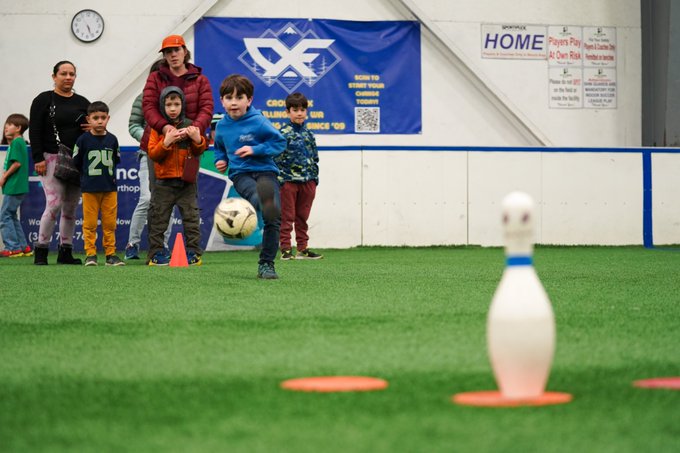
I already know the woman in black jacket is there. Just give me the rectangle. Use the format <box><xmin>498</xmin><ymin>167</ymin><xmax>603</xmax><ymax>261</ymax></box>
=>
<box><xmin>29</xmin><ymin>61</ymin><xmax>90</xmax><ymax>265</ymax></box>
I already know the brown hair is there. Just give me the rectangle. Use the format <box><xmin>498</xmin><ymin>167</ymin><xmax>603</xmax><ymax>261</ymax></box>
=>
<box><xmin>5</xmin><ymin>113</ymin><xmax>29</xmax><ymax>134</ymax></box>
<box><xmin>2</xmin><ymin>113</ymin><xmax>28</xmax><ymax>144</ymax></box>
<box><xmin>286</xmin><ymin>92</ymin><xmax>309</xmax><ymax>110</ymax></box>
<box><xmin>219</xmin><ymin>74</ymin><xmax>254</xmax><ymax>99</ymax></box>
<box><xmin>161</xmin><ymin>47</ymin><xmax>192</xmax><ymax>65</ymax></box>
<box><xmin>150</xmin><ymin>59</ymin><xmax>163</xmax><ymax>73</ymax></box>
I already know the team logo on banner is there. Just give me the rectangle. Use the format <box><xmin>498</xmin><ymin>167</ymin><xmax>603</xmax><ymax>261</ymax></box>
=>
<box><xmin>238</xmin><ymin>22</ymin><xmax>342</xmax><ymax>93</ymax></box>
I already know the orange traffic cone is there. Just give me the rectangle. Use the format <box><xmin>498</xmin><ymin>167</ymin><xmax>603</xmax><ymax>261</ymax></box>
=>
<box><xmin>169</xmin><ymin>232</ymin><xmax>189</xmax><ymax>267</ymax></box>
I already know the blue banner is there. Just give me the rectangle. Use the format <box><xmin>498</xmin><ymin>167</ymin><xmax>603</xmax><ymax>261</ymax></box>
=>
<box><xmin>195</xmin><ymin>17</ymin><xmax>421</xmax><ymax>134</ymax></box>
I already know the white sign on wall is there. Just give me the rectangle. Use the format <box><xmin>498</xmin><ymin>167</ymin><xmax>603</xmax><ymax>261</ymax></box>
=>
<box><xmin>546</xmin><ymin>25</ymin><xmax>617</xmax><ymax>109</ymax></box>
<box><xmin>548</xmin><ymin>25</ymin><xmax>582</xmax><ymax>66</ymax></box>
<box><xmin>583</xmin><ymin>27</ymin><xmax>617</xmax><ymax>67</ymax></box>
<box><xmin>549</xmin><ymin>67</ymin><xmax>583</xmax><ymax>108</ymax></box>
<box><xmin>481</xmin><ymin>24</ymin><xmax>547</xmax><ymax>59</ymax></box>
<box><xmin>583</xmin><ymin>67</ymin><xmax>617</xmax><ymax>109</ymax></box>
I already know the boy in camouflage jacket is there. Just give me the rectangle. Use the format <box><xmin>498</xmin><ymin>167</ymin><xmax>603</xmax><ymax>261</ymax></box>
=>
<box><xmin>274</xmin><ymin>92</ymin><xmax>322</xmax><ymax>261</ymax></box>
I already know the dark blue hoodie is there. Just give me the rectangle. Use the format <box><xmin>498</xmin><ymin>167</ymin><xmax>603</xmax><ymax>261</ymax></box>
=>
<box><xmin>73</xmin><ymin>132</ymin><xmax>121</xmax><ymax>193</ymax></box>
<box><xmin>213</xmin><ymin>106</ymin><xmax>285</xmax><ymax>178</ymax></box>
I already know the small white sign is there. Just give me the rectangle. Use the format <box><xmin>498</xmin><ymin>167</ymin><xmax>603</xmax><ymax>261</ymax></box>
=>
<box><xmin>548</xmin><ymin>26</ymin><xmax>583</xmax><ymax>66</ymax></box>
<box><xmin>583</xmin><ymin>27</ymin><xmax>616</xmax><ymax>67</ymax></box>
<box><xmin>549</xmin><ymin>67</ymin><xmax>583</xmax><ymax>108</ymax></box>
<box><xmin>583</xmin><ymin>67</ymin><xmax>617</xmax><ymax>109</ymax></box>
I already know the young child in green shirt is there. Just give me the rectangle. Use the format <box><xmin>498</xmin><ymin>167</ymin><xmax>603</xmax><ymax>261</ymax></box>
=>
<box><xmin>1</xmin><ymin>114</ymin><xmax>32</xmax><ymax>257</ymax></box>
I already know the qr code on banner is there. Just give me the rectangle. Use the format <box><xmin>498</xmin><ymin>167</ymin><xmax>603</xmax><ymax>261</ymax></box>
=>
<box><xmin>354</xmin><ymin>107</ymin><xmax>380</xmax><ymax>133</ymax></box>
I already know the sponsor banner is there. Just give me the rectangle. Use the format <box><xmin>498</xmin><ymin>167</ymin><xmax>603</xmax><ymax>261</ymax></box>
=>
<box><xmin>481</xmin><ymin>24</ymin><xmax>547</xmax><ymax>59</ymax></box>
<box><xmin>195</xmin><ymin>17</ymin><xmax>421</xmax><ymax>134</ymax></box>
<box><xmin>18</xmin><ymin>149</ymin><xmax>259</xmax><ymax>252</ymax></box>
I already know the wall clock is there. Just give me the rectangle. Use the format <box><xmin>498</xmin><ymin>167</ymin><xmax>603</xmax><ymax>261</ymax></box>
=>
<box><xmin>71</xmin><ymin>9</ymin><xmax>104</xmax><ymax>43</ymax></box>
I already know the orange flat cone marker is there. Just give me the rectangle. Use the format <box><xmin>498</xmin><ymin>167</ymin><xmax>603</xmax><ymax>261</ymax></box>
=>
<box><xmin>281</xmin><ymin>376</ymin><xmax>388</xmax><ymax>392</ymax></box>
<box><xmin>452</xmin><ymin>390</ymin><xmax>572</xmax><ymax>407</ymax></box>
<box><xmin>169</xmin><ymin>232</ymin><xmax>189</xmax><ymax>267</ymax></box>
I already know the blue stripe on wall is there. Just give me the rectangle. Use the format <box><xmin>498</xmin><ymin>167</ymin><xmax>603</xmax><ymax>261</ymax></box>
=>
<box><xmin>11</xmin><ymin>145</ymin><xmax>680</xmax><ymax>248</ymax></box>
<box><xmin>117</xmin><ymin>145</ymin><xmax>680</xmax><ymax>153</ymax></box>
<box><xmin>642</xmin><ymin>150</ymin><xmax>653</xmax><ymax>248</ymax></box>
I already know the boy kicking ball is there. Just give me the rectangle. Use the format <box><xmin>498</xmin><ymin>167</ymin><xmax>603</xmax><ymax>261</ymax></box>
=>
<box><xmin>213</xmin><ymin>74</ymin><xmax>286</xmax><ymax>279</ymax></box>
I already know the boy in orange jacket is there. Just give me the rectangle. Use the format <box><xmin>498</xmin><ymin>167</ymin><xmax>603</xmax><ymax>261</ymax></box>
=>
<box><xmin>147</xmin><ymin>86</ymin><xmax>207</xmax><ymax>265</ymax></box>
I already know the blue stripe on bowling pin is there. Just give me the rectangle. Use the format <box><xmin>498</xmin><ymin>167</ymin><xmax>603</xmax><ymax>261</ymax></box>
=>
<box><xmin>506</xmin><ymin>256</ymin><xmax>533</xmax><ymax>266</ymax></box>
<box><xmin>487</xmin><ymin>191</ymin><xmax>555</xmax><ymax>399</ymax></box>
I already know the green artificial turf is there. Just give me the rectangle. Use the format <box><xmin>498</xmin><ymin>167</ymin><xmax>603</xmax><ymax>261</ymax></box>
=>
<box><xmin>1</xmin><ymin>246</ymin><xmax>678</xmax><ymax>452</ymax></box>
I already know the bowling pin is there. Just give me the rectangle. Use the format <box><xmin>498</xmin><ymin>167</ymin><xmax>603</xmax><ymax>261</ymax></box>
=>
<box><xmin>487</xmin><ymin>191</ymin><xmax>555</xmax><ymax>399</ymax></box>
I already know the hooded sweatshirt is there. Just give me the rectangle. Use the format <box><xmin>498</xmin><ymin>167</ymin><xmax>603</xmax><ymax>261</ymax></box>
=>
<box><xmin>213</xmin><ymin>106</ymin><xmax>286</xmax><ymax>179</ymax></box>
<box><xmin>147</xmin><ymin>86</ymin><xmax>206</xmax><ymax>180</ymax></box>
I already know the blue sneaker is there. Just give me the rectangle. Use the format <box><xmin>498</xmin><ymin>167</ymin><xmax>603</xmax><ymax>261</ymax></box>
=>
<box><xmin>125</xmin><ymin>243</ymin><xmax>139</xmax><ymax>260</ymax></box>
<box><xmin>163</xmin><ymin>246</ymin><xmax>171</xmax><ymax>259</ymax></box>
<box><xmin>257</xmin><ymin>261</ymin><xmax>279</xmax><ymax>279</ymax></box>
<box><xmin>187</xmin><ymin>251</ymin><xmax>202</xmax><ymax>266</ymax></box>
<box><xmin>148</xmin><ymin>251</ymin><xmax>170</xmax><ymax>266</ymax></box>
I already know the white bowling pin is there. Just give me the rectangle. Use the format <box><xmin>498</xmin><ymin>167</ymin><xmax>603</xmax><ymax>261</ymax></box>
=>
<box><xmin>487</xmin><ymin>191</ymin><xmax>555</xmax><ymax>399</ymax></box>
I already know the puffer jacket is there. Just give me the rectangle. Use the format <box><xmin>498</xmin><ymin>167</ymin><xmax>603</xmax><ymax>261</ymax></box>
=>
<box><xmin>142</xmin><ymin>63</ymin><xmax>213</xmax><ymax>150</ymax></box>
<box><xmin>147</xmin><ymin>86</ymin><xmax>207</xmax><ymax>180</ymax></box>
<box><xmin>128</xmin><ymin>93</ymin><xmax>146</xmax><ymax>146</ymax></box>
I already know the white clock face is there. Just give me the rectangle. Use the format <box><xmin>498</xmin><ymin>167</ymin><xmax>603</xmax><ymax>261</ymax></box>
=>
<box><xmin>71</xmin><ymin>9</ymin><xmax>104</xmax><ymax>43</ymax></box>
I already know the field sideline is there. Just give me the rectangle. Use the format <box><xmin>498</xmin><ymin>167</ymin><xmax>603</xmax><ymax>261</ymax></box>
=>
<box><xmin>1</xmin><ymin>246</ymin><xmax>678</xmax><ymax>452</ymax></box>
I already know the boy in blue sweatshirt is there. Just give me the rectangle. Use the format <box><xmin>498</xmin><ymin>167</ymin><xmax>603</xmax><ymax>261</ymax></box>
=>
<box><xmin>213</xmin><ymin>74</ymin><xmax>286</xmax><ymax>279</ymax></box>
<box><xmin>73</xmin><ymin>101</ymin><xmax>124</xmax><ymax>266</ymax></box>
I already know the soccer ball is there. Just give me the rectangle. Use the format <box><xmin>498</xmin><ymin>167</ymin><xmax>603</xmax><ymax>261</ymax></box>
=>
<box><xmin>213</xmin><ymin>198</ymin><xmax>258</xmax><ymax>239</ymax></box>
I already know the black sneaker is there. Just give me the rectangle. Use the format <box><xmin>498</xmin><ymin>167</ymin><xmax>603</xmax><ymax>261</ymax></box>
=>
<box><xmin>85</xmin><ymin>255</ymin><xmax>98</xmax><ymax>266</ymax></box>
<box><xmin>257</xmin><ymin>261</ymin><xmax>279</xmax><ymax>279</ymax></box>
<box><xmin>296</xmin><ymin>249</ymin><xmax>323</xmax><ymax>260</ymax></box>
<box><xmin>106</xmin><ymin>255</ymin><xmax>126</xmax><ymax>266</ymax></box>
<box><xmin>280</xmin><ymin>249</ymin><xmax>294</xmax><ymax>260</ymax></box>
